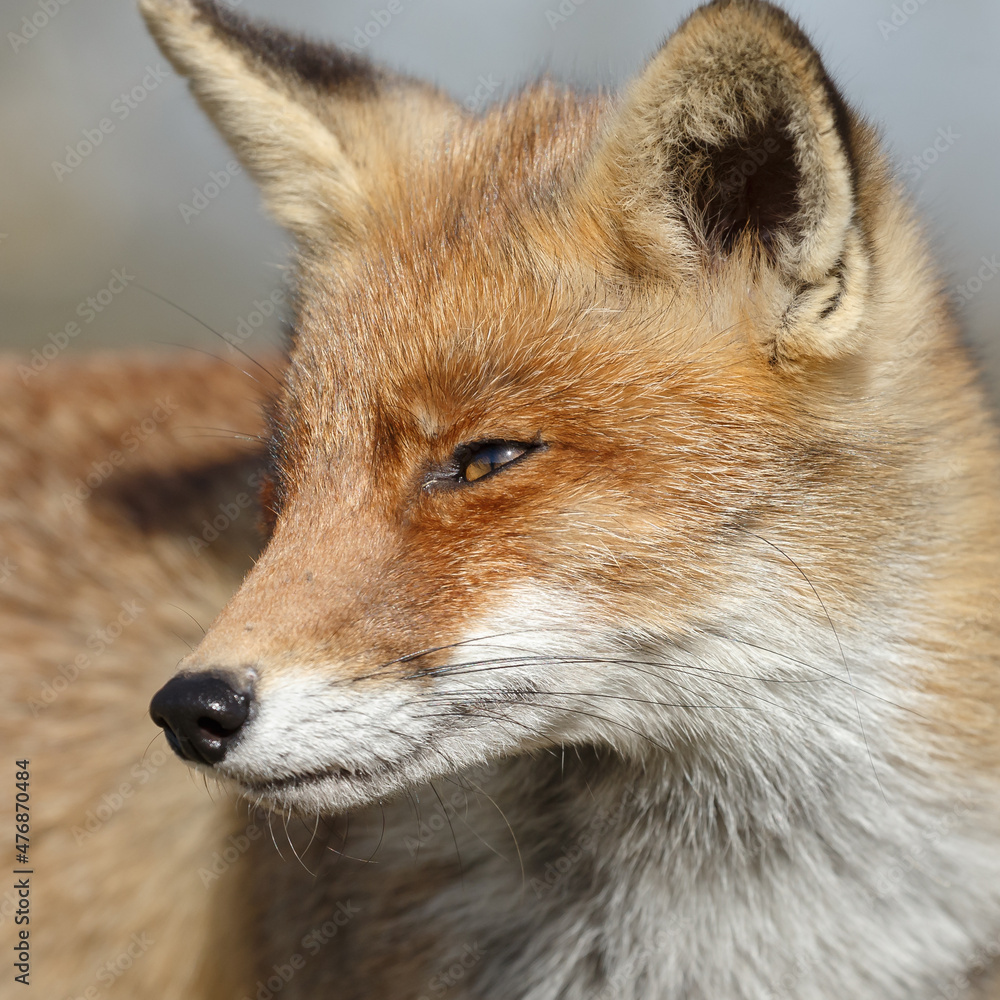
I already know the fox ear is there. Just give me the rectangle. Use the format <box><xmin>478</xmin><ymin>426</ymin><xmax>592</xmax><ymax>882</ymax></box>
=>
<box><xmin>587</xmin><ymin>0</ymin><xmax>871</xmax><ymax>363</ymax></box>
<box><xmin>139</xmin><ymin>0</ymin><xmax>460</xmax><ymax>248</ymax></box>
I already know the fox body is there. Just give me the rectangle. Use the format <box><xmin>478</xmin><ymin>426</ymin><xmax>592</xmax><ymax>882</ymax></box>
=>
<box><xmin>5</xmin><ymin>0</ymin><xmax>1000</xmax><ymax>997</ymax></box>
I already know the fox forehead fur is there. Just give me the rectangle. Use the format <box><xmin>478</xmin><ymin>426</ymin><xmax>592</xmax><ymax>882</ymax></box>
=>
<box><xmin>49</xmin><ymin>0</ymin><xmax>1000</xmax><ymax>995</ymax></box>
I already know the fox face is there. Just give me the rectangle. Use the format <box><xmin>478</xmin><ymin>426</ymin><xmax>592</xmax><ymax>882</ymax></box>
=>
<box><xmin>144</xmin><ymin>0</ymin><xmax>996</xmax><ymax>823</ymax></box>
<box><xmin>161</xmin><ymin>255</ymin><xmax>807</xmax><ymax>814</ymax></box>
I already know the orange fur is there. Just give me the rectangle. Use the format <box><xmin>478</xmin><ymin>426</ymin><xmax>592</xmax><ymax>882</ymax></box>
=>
<box><xmin>5</xmin><ymin>1</ymin><xmax>1000</xmax><ymax>996</ymax></box>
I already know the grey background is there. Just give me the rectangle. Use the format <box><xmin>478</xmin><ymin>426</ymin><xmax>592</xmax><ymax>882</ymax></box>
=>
<box><xmin>2</xmin><ymin>0</ymin><xmax>998</xmax><ymax>387</ymax></box>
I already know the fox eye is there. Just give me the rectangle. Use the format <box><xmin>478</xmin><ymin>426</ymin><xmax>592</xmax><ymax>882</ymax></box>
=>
<box><xmin>457</xmin><ymin>440</ymin><xmax>533</xmax><ymax>483</ymax></box>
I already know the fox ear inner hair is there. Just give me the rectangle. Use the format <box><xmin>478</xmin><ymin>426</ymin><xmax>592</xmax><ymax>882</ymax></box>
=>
<box><xmin>681</xmin><ymin>111</ymin><xmax>803</xmax><ymax>255</ymax></box>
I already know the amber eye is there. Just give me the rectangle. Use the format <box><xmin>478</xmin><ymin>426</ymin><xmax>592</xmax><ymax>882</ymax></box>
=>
<box><xmin>457</xmin><ymin>440</ymin><xmax>534</xmax><ymax>483</ymax></box>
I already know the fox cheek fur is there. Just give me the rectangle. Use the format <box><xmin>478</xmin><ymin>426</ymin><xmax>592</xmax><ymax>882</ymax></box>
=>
<box><xmin>135</xmin><ymin>0</ymin><xmax>1000</xmax><ymax>997</ymax></box>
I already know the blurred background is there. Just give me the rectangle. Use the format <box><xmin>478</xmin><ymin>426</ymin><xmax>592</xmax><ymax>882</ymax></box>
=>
<box><xmin>2</xmin><ymin>0</ymin><xmax>999</xmax><ymax>390</ymax></box>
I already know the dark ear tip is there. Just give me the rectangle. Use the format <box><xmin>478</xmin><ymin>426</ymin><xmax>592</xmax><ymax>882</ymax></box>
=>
<box><xmin>680</xmin><ymin>0</ymin><xmax>834</xmax><ymax>78</ymax></box>
<box><xmin>695</xmin><ymin>0</ymin><xmax>814</xmax><ymax>34</ymax></box>
<box><xmin>163</xmin><ymin>0</ymin><xmax>382</xmax><ymax>96</ymax></box>
<box><xmin>670</xmin><ymin>0</ymin><xmax>857</xmax><ymax>197</ymax></box>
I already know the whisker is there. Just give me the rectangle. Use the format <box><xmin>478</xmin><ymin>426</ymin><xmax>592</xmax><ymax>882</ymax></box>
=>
<box><xmin>150</xmin><ymin>338</ymin><xmax>268</xmax><ymax>390</ymax></box>
<box><xmin>465</xmin><ymin>778</ymin><xmax>525</xmax><ymax>894</ymax></box>
<box><xmin>283</xmin><ymin>810</ymin><xmax>318</xmax><ymax>877</ymax></box>
<box><xmin>412</xmin><ymin>708</ymin><xmax>541</xmax><ymax>743</ymax></box>
<box><xmin>706</xmin><ymin>628</ymin><xmax>942</xmax><ymax>725</ymax></box>
<box><xmin>746</xmin><ymin>530</ymin><xmax>888</xmax><ymax>803</ymax></box>
<box><xmin>168</xmin><ymin>629</ymin><xmax>195</xmax><ymax>652</ymax></box>
<box><xmin>136</xmin><ymin>282</ymin><xmax>283</xmax><ymax>386</ymax></box>
<box><xmin>141</xmin><ymin>732</ymin><xmax>164</xmax><ymax>762</ymax></box>
<box><xmin>429</xmin><ymin>780</ymin><xmax>464</xmax><ymax>885</ymax></box>
<box><xmin>525</xmin><ymin>701</ymin><xmax>675</xmax><ymax>754</ymax></box>
<box><xmin>174</xmin><ymin>425</ymin><xmax>267</xmax><ymax>445</ymax></box>
<box><xmin>322</xmin><ymin>813</ymin><xmax>377</xmax><ymax>865</ymax></box>
<box><xmin>435</xmin><ymin>775</ymin><xmax>513</xmax><ymax>865</ymax></box>
<box><xmin>352</xmin><ymin>627</ymin><xmax>565</xmax><ymax>681</ymax></box>
<box><xmin>403</xmin><ymin>788</ymin><xmax>424</xmax><ymax>860</ymax></box>
<box><xmin>417</xmin><ymin>649</ymin><xmax>836</xmax><ymax>727</ymax></box>
<box><xmin>366</xmin><ymin>803</ymin><xmax>387</xmax><ymax>865</ymax></box>
<box><xmin>389</xmin><ymin>618</ymin><xmax>946</xmax><ymax>742</ymax></box>
<box><xmin>266</xmin><ymin>811</ymin><xmax>286</xmax><ymax>862</ymax></box>
<box><xmin>428</xmin><ymin>697</ymin><xmax>677</xmax><ymax>758</ymax></box>
<box><xmin>426</xmin><ymin>683</ymin><xmax>831</xmax><ymax>730</ymax></box>
<box><xmin>167</xmin><ymin>603</ymin><xmax>207</xmax><ymax>637</ymax></box>
<box><xmin>301</xmin><ymin>811</ymin><xmax>323</xmax><ymax>870</ymax></box>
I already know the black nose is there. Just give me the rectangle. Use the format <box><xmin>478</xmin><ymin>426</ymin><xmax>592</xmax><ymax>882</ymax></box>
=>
<box><xmin>149</xmin><ymin>673</ymin><xmax>251</xmax><ymax>765</ymax></box>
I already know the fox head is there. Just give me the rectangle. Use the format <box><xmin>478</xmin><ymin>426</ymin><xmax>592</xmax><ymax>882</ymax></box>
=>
<box><xmin>145</xmin><ymin>0</ymin><xmax>972</xmax><ymax>814</ymax></box>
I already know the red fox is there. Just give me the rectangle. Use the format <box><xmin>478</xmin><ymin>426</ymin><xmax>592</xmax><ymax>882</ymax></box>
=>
<box><xmin>5</xmin><ymin>0</ymin><xmax>1000</xmax><ymax>997</ymax></box>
